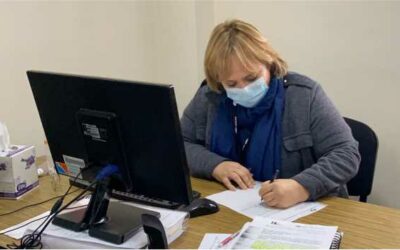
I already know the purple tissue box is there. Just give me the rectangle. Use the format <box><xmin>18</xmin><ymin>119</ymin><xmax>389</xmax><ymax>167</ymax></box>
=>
<box><xmin>0</xmin><ymin>145</ymin><xmax>39</xmax><ymax>199</ymax></box>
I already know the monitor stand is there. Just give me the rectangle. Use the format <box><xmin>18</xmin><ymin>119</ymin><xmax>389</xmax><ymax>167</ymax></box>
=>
<box><xmin>52</xmin><ymin>179</ymin><xmax>160</xmax><ymax>244</ymax></box>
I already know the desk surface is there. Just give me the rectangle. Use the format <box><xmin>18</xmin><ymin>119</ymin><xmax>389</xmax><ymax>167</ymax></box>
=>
<box><xmin>1</xmin><ymin>175</ymin><xmax>400</xmax><ymax>248</ymax></box>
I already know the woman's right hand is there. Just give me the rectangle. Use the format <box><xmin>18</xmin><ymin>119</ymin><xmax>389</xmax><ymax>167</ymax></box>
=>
<box><xmin>212</xmin><ymin>161</ymin><xmax>255</xmax><ymax>190</ymax></box>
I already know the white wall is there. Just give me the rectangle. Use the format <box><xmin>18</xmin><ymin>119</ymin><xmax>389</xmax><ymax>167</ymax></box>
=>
<box><xmin>0</xmin><ymin>1</ymin><xmax>200</xmax><ymax>156</ymax></box>
<box><xmin>1</xmin><ymin>1</ymin><xmax>399</xmax><ymax>209</ymax></box>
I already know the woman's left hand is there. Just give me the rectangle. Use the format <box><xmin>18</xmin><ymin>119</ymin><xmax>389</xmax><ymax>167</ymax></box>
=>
<box><xmin>258</xmin><ymin>179</ymin><xmax>310</xmax><ymax>208</ymax></box>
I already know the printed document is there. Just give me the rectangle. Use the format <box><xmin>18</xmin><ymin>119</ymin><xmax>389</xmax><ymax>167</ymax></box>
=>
<box><xmin>230</xmin><ymin>217</ymin><xmax>338</xmax><ymax>249</ymax></box>
<box><xmin>207</xmin><ymin>182</ymin><xmax>325</xmax><ymax>221</ymax></box>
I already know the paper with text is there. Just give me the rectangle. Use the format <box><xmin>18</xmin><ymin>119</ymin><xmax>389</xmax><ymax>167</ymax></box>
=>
<box><xmin>207</xmin><ymin>182</ymin><xmax>326</xmax><ymax>221</ymax></box>
<box><xmin>230</xmin><ymin>217</ymin><xmax>337</xmax><ymax>249</ymax></box>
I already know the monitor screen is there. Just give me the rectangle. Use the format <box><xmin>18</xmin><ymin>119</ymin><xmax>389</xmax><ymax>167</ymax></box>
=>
<box><xmin>27</xmin><ymin>71</ymin><xmax>193</xmax><ymax>205</ymax></box>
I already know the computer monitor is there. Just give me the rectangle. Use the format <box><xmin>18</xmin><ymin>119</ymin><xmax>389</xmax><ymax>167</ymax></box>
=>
<box><xmin>27</xmin><ymin>71</ymin><xmax>193</xmax><ymax>205</ymax></box>
<box><xmin>27</xmin><ymin>71</ymin><xmax>197</xmax><ymax>244</ymax></box>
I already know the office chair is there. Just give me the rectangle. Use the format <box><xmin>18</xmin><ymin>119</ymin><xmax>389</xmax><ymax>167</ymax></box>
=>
<box><xmin>344</xmin><ymin>117</ymin><xmax>379</xmax><ymax>202</ymax></box>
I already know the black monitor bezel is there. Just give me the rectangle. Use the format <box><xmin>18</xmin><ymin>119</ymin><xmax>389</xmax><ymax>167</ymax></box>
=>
<box><xmin>27</xmin><ymin>70</ymin><xmax>193</xmax><ymax>205</ymax></box>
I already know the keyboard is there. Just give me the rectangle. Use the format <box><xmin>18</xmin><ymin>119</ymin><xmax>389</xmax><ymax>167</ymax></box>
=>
<box><xmin>111</xmin><ymin>190</ymin><xmax>182</xmax><ymax>209</ymax></box>
<box><xmin>69</xmin><ymin>177</ymin><xmax>201</xmax><ymax>209</ymax></box>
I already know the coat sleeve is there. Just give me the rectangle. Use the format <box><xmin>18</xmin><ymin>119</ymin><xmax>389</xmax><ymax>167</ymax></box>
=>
<box><xmin>180</xmin><ymin>86</ymin><xmax>227</xmax><ymax>179</ymax></box>
<box><xmin>291</xmin><ymin>84</ymin><xmax>361</xmax><ymax>200</ymax></box>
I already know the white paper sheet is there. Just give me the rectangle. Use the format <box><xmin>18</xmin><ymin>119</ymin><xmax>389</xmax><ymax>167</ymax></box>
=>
<box><xmin>1</xmin><ymin>196</ymin><xmax>188</xmax><ymax>249</ymax></box>
<box><xmin>0</xmin><ymin>210</ymin><xmax>50</xmax><ymax>239</ymax></box>
<box><xmin>34</xmin><ymin>227</ymin><xmax>185</xmax><ymax>249</ymax></box>
<box><xmin>198</xmin><ymin>233</ymin><xmax>230</xmax><ymax>249</ymax></box>
<box><xmin>207</xmin><ymin>182</ymin><xmax>326</xmax><ymax>221</ymax></box>
<box><xmin>230</xmin><ymin>217</ymin><xmax>337</xmax><ymax>249</ymax></box>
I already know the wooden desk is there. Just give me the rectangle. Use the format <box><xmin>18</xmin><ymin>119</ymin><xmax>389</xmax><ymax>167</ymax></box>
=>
<box><xmin>1</xmin><ymin>176</ymin><xmax>400</xmax><ymax>248</ymax></box>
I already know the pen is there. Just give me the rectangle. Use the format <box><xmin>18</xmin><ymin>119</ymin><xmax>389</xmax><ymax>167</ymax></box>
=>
<box><xmin>271</xmin><ymin>169</ymin><xmax>280</xmax><ymax>183</ymax></box>
<box><xmin>217</xmin><ymin>231</ymin><xmax>240</xmax><ymax>248</ymax></box>
<box><xmin>261</xmin><ymin>169</ymin><xmax>280</xmax><ymax>201</ymax></box>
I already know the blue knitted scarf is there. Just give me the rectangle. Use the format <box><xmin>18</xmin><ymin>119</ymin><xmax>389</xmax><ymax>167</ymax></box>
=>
<box><xmin>210</xmin><ymin>77</ymin><xmax>285</xmax><ymax>181</ymax></box>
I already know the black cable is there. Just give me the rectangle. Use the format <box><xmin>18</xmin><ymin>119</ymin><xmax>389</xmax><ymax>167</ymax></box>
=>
<box><xmin>1</xmin><ymin>170</ymin><xmax>88</xmax><ymax>249</ymax></box>
<box><xmin>8</xmin><ymin>181</ymin><xmax>97</xmax><ymax>249</ymax></box>
<box><xmin>3</xmin><ymin>204</ymin><xmax>88</xmax><ymax>249</ymax></box>
<box><xmin>2</xmin><ymin>204</ymin><xmax>88</xmax><ymax>249</ymax></box>
<box><xmin>9</xmin><ymin>234</ymin><xmax>42</xmax><ymax>249</ymax></box>
<box><xmin>0</xmin><ymin>205</ymin><xmax>88</xmax><ymax>236</ymax></box>
<box><xmin>0</xmin><ymin>170</ymin><xmax>83</xmax><ymax>218</ymax></box>
<box><xmin>41</xmin><ymin>181</ymin><xmax>97</xmax><ymax>234</ymax></box>
<box><xmin>2</xmin><ymin>167</ymin><xmax>117</xmax><ymax>249</ymax></box>
<box><xmin>0</xmin><ymin>189</ymin><xmax>79</xmax><ymax>217</ymax></box>
<box><xmin>30</xmin><ymin>171</ymin><xmax>84</xmax><ymax>234</ymax></box>
<box><xmin>45</xmin><ymin>170</ymin><xmax>83</xmax><ymax>217</ymax></box>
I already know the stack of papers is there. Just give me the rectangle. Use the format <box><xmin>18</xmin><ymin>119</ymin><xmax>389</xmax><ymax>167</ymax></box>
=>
<box><xmin>207</xmin><ymin>182</ymin><xmax>325</xmax><ymax>221</ymax></box>
<box><xmin>200</xmin><ymin>217</ymin><xmax>339</xmax><ymax>249</ymax></box>
<box><xmin>1</xmin><ymin>196</ymin><xmax>188</xmax><ymax>248</ymax></box>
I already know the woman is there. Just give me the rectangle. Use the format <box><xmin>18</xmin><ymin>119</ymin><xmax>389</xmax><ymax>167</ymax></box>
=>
<box><xmin>181</xmin><ymin>19</ymin><xmax>360</xmax><ymax>208</ymax></box>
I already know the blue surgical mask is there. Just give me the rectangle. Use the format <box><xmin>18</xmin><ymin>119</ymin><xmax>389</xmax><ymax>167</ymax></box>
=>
<box><xmin>225</xmin><ymin>76</ymin><xmax>269</xmax><ymax>108</ymax></box>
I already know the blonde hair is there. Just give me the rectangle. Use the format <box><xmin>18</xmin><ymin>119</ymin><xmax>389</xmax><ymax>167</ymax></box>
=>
<box><xmin>204</xmin><ymin>19</ymin><xmax>288</xmax><ymax>92</ymax></box>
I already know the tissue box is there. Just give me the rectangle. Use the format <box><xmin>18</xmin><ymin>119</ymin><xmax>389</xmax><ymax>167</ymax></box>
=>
<box><xmin>0</xmin><ymin>145</ymin><xmax>38</xmax><ymax>199</ymax></box>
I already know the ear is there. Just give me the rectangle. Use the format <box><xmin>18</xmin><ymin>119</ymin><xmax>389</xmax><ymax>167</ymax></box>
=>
<box><xmin>264</xmin><ymin>67</ymin><xmax>272</xmax><ymax>85</ymax></box>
